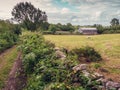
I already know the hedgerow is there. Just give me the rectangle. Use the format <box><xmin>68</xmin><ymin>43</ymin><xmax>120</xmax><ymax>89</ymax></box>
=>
<box><xmin>20</xmin><ymin>33</ymin><xmax>102</xmax><ymax>90</ymax></box>
<box><xmin>0</xmin><ymin>20</ymin><xmax>21</xmax><ymax>53</ymax></box>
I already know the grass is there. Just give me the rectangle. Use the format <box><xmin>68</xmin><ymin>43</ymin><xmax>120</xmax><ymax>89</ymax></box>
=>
<box><xmin>44</xmin><ymin>34</ymin><xmax>120</xmax><ymax>74</ymax></box>
<box><xmin>0</xmin><ymin>46</ymin><xmax>18</xmax><ymax>89</ymax></box>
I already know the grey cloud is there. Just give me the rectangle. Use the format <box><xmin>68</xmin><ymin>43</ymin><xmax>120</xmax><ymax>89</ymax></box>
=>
<box><xmin>0</xmin><ymin>0</ymin><xmax>120</xmax><ymax>25</ymax></box>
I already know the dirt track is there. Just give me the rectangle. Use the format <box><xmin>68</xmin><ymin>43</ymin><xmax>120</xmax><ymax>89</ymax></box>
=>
<box><xmin>2</xmin><ymin>52</ymin><xmax>26</xmax><ymax>90</ymax></box>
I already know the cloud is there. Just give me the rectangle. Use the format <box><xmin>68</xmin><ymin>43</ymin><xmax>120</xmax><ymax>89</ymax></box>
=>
<box><xmin>0</xmin><ymin>0</ymin><xmax>120</xmax><ymax>25</ymax></box>
<box><xmin>41</xmin><ymin>0</ymin><xmax>120</xmax><ymax>25</ymax></box>
<box><xmin>61</xmin><ymin>8</ymin><xmax>70</xmax><ymax>14</ymax></box>
<box><xmin>34</xmin><ymin>0</ymin><xmax>60</xmax><ymax>13</ymax></box>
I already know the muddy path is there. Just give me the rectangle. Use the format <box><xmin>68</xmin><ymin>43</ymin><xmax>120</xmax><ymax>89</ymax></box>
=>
<box><xmin>2</xmin><ymin>52</ymin><xmax>26</xmax><ymax>90</ymax></box>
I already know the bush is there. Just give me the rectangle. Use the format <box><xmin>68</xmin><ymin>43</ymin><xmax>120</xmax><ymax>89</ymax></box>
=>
<box><xmin>23</xmin><ymin>52</ymin><xmax>36</xmax><ymax>73</ymax></box>
<box><xmin>69</xmin><ymin>46</ymin><xmax>102</xmax><ymax>62</ymax></box>
<box><xmin>0</xmin><ymin>20</ymin><xmax>19</xmax><ymax>53</ymax></box>
<box><xmin>50</xmin><ymin>83</ymin><xmax>69</xmax><ymax>90</ymax></box>
<box><xmin>0</xmin><ymin>33</ymin><xmax>18</xmax><ymax>53</ymax></box>
<box><xmin>20</xmin><ymin>33</ymin><xmax>103</xmax><ymax>90</ymax></box>
<box><xmin>19</xmin><ymin>33</ymin><xmax>55</xmax><ymax>74</ymax></box>
<box><xmin>43</xmin><ymin>31</ymin><xmax>52</xmax><ymax>34</ymax></box>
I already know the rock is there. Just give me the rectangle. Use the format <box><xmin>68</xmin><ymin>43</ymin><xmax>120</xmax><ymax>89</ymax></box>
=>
<box><xmin>72</xmin><ymin>64</ymin><xmax>87</xmax><ymax>71</ymax></box>
<box><xmin>94</xmin><ymin>72</ymin><xmax>104</xmax><ymax>78</ymax></box>
<box><xmin>54</xmin><ymin>47</ymin><xmax>60</xmax><ymax>51</ymax></box>
<box><xmin>98</xmin><ymin>86</ymin><xmax>105</xmax><ymax>90</ymax></box>
<box><xmin>91</xmin><ymin>72</ymin><xmax>104</xmax><ymax>80</ymax></box>
<box><xmin>96</xmin><ymin>78</ymin><xmax>104</xmax><ymax>82</ymax></box>
<box><xmin>106</xmin><ymin>81</ymin><xmax>120</xmax><ymax>89</ymax></box>
<box><xmin>55</xmin><ymin>51</ymin><xmax>66</xmax><ymax>59</ymax></box>
<box><xmin>82</xmin><ymin>70</ymin><xmax>90</xmax><ymax>77</ymax></box>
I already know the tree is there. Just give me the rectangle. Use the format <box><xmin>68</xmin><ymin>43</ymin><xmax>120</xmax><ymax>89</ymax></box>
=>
<box><xmin>56</xmin><ymin>23</ymin><xmax>62</xmax><ymax>30</ymax></box>
<box><xmin>48</xmin><ymin>24</ymin><xmax>58</xmax><ymax>34</ymax></box>
<box><xmin>96</xmin><ymin>24</ymin><xmax>104</xmax><ymax>34</ymax></box>
<box><xmin>12</xmin><ymin>25</ymin><xmax>21</xmax><ymax>35</ymax></box>
<box><xmin>110</xmin><ymin>18</ymin><xmax>119</xmax><ymax>26</ymax></box>
<box><xmin>40</xmin><ymin>22</ymin><xmax>49</xmax><ymax>31</ymax></box>
<box><xmin>12</xmin><ymin>2</ymin><xmax>47</xmax><ymax>31</ymax></box>
<box><xmin>66</xmin><ymin>23</ymin><xmax>74</xmax><ymax>33</ymax></box>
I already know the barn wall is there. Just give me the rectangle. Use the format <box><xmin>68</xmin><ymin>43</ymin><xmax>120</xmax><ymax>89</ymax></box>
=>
<box><xmin>82</xmin><ymin>30</ymin><xmax>97</xmax><ymax>35</ymax></box>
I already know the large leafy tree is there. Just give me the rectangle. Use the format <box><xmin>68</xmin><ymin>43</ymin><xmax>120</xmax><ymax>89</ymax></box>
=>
<box><xmin>12</xmin><ymin>2</ymin><xmax>47</xmax><ymax>31</ymax></box>
<box><xmin>49</xmin><ymin>24</ymin><xmax>58</xmax><ymax>34</ymax></box>
<box><xmin>110</xmin><ymin>18</ymin><xmax>119</xmax><ymax>26</ymax></box>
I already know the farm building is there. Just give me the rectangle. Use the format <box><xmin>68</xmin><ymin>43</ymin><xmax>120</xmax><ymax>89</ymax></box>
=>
<box><xmin>78</xmin><ymin>28</ymin><xmax>98</xmax><ymax>35</ymax></box>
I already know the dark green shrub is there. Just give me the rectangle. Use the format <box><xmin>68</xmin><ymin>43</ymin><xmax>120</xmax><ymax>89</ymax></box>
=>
<box><xmin>43</xmin><ymin>31</ymin><xmax>52</xmax><ymax>34</ymax></box>
<box><xmin>20</xmin><ymin>33</ymin><xmax>103</xmax><ymax>90</ymax></box>
<box><xmin>0</xmin><ymin>20</ymin><xmax>19</xmax><ymax>53</ymax></box>
<box><xmin>20</xmin><ymin>33</ymin><xmax>55</xmax><ymax>74</ymax></box>
<box><xmin>23</xmin><ymin>52</ymin><xmax>36</xmax><ymax>73</ymax></box>
<box><xmin>41</xmin><ymin>70</ymin><xmax>54</xmax><ymax>83</ymax></box>
<box><xmin>12</xmin><ymin>25</ymin><xmax>21</xmax><ymax>35</ymax></box>
<box><xmin>0</xmin><ymin>32</ymin><xmax>18</xmax><ymax>53</ymax></box>
<box><xmin>50</xmin><ymin>83</ymin><xmax>68</xmax><ymax>90</ymax></box>
<box><xmin>79</xmin><ymin>74</ymin><xmax>90</xmax><ymax>86</ymax></box>
<box><xmin>69</xmin><ymin>46</ymin><xmax>102</xmax><ymax>62</ymax></box>
<box><xmin>24</xmin><ymin>75</ymin><xmax>45</xmax><ymax>90</ymax></box>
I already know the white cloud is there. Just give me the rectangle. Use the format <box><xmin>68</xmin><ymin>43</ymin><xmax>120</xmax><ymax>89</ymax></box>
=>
<box><xmin>86</xmin><ymin>0</ymin><xmax>102</xmax><ymax>3</ymax></box>
<box><xmin>0</xmin><ymin>0</ymin><xmax>60</xmax><ymax>19</ymax></box>
<box><xmin>72</xmin><ymin>18</ymin><xmax>78</xmax><ymax>22</ymax></box>
<box><xmin>61</xmin><ymin>8</ymin><xmax>70</xmax><ymax>14</ymax></box>
<box><xmin>0</xmin><ymin>0</ymin><xmax>120</xmax><ymax>25</ymax></box>
<box><xmin>34</xmin><ymin>0</ymin><xmax>60</xmax><ymax>13</ymax></box>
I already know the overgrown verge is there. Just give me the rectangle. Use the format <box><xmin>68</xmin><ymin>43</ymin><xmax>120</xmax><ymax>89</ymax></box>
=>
<box><xmin>19</xmin><ymin>32</ymin><xmax>104</xmax><ymax>90</ymax></box>
<box><xmin>2</xmin><ymin>52</ymin><xmax>26</xmax><ymax>90</ymax></box>
<box><xmin>0</xmin><ymin>46</ymin><xmax>18</xmax><ymax>88</ymax></box>
<box><xmin>0</xmin><ymin>20</ymin><xmax>21</xmax><ymax>53</ymax></box>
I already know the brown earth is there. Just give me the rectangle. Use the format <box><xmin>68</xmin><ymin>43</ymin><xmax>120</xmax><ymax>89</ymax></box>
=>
<box><xmin>2</xmin><ymin>52</ymin><xmax>26</xmax><ymax>90</ymax></box>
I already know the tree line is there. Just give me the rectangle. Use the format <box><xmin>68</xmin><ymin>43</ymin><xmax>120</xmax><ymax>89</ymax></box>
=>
<box><xmin>95</xmin><ymin>18</ymin><xmax>120</xmax><ymax>34</ymax></box>
<box><xmin>1</xmin><ymin>2</ymin><xmax>120</xmax><ymax>35</ymax></box>
<box><xmin>11</xmin><ymin>2</ymin><xmax>120</xmax><ymax>34</ymax></box>
<box><xmin>0</xmin><ymin>20</ymin><xmax>21</xmax><ymax>52</ymax></box>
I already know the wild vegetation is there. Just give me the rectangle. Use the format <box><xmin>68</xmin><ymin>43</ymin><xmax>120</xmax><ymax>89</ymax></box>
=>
<box><xmin>44</xmin><ymin>34</ymin><xmax>120</xmax><ymax>59</ymax></box>
<box><xmin>0</xmin><ymin>20</ymin><xmax>21</xmax><ymax>88</ymax></box>
<box><xmin>0</xmin><ymin>46</ymin><xmax>18</xmax><ymax>88</ymax></box>
<box><xmin>18</xmin><ymin>32</ymin><xmax>104</xmax><ymax>90</ymax></box>
<box><xmin>69</xmin><ymin>46</ymin><xmax>102</xmax><ymax>62</ymax></box>
<box><xmin>44</xmin><ymin>34</ymin><xmax>120</xmax><ymax>80</ymax></box>
<box><xmin>0</xmin><ymin>1</ymin><xmax>120</xmax><ymax>90</ymax></box>
<box><xmin>0</xmin><ymin>20</ymin><xmax>21</xmax><ymax>53</ymax></box>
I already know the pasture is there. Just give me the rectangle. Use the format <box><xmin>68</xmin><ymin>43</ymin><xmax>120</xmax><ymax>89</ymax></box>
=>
<box><xmin>44</xmin><ymin>34</ymin><xmax>120</xmax><ymax>80</ymax></box>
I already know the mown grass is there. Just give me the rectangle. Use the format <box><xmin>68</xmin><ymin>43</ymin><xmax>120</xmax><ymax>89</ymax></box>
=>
<box><xmin>0</xmin><ymin>46</ymin><xmax>18</xmax><ymax>89</ymax></box>
<box><xmin>44</xmin><ymin>34</ymin><xmax>120</xmax><ymax>74</ymax></box>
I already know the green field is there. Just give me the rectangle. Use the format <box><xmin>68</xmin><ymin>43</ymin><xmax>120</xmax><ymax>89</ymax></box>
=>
<box><xmin>44</xmin><ymin>34</ymin><xmax>120</xmax><ymax>79</ymax></box>
<box><xmin>44</xmin><ymin>34</ymin><xmax>120</xmax><ymax>58</ymax></box>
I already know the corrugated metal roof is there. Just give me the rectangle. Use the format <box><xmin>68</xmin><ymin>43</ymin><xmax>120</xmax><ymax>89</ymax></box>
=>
<box><xmin>80</xmin><ymin>28</ymin><xmax>97</xmax><ymax>31</ymax></box>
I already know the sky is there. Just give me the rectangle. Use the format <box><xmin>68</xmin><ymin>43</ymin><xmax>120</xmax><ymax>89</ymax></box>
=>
<box><xmin>0</xmin><ymin>0</ymin><xmax>120</xmax><ymax>25</ymax></box>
